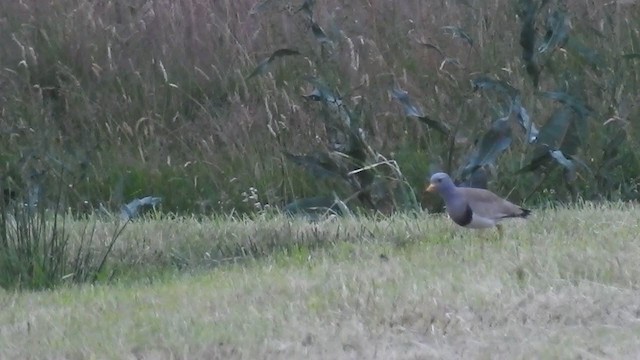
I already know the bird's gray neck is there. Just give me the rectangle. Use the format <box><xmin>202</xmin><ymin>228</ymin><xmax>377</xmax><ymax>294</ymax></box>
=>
<box><xmin>438</xmin><ymin>185</ymin><xmax>459</xmax><ymax>203</ymax></box>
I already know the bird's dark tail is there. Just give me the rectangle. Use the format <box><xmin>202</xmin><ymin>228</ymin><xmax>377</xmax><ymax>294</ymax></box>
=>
<box><xmin>501</xmin><ymin>207</ymin><xmax>531</xmax><ymax>219</ymax></box>
<box><xmin>519</xmin><ymin>208</ymin><xmax>531</xmax><ymax>218</ymax></box>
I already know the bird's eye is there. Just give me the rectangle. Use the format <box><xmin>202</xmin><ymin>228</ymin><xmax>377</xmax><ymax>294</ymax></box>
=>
<box><xmin>437</xmin><ymin>178</ymin><xmax>442</xmax><ymax>183</ymax></box>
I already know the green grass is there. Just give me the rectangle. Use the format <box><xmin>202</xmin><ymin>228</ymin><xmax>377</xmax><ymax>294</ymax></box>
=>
<box><xmin>3</xmin><ymin>1</ymin><xmax>640</xmax><ymax>214</ymax></box>
<box><xmin>2</xmin><ymin>203</ymin><xmax>640</xmax><ymax>359</ymax></box>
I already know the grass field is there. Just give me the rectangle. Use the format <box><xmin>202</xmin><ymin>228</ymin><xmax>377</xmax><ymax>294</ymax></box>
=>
<box><xmin>2</xmin><ymin>203</ymin><xmax>640</xmax><ymax>359</ymax></box>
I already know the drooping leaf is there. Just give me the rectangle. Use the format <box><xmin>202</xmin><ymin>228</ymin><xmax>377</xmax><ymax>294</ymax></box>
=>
<box><xmin>472</xmin><ymin>74</ymin><xmax>538</xmax><ymax>144</ymax></box>
<box><xmin>331</xmin><ymin>191</ymin><xmax>353</xmax><ymax>217</ymax></box>
<box><xmin>519</xmin><ymin>101</ymin><xmax>585</xmax><ymax>174</ymax></box>
<box><xmin>390</xmin><ymin>87</ymin><xmax>451</xmax><ymax>136</ymax></box>
<box><xmin>535</xmin><ymin>106</ymin><xmax>578</xmax><ymax>154</ymax></box>
<box><xmin>439</xmin><ymin>57</ymin><xmax>463</xmax><ymax>69</ymax></box>
<box><xmin>518</xmin><ymin>0</ymin><xmax>540</xmax><ymax>87</ymax></box>
<box><xmin>417</xmin><ymin>41</ymin><xmax>445</xmax><ymax>57</ymax></box>
<box><xmin>121</xmin><ymin>196</ymin><xmax>162</xmax><ymax>220</ymax></box>
<box><xmin>517</xmin><ymin>147</ymin><xmax>552</xmax><ymax>173</ymax></box>
<box><xmin>565</xmin><ymin>38</ymin><xmax>604</xmax><ymax>68</ymax></box>
<box><xmin>390</xmin><ymin>87</ymin><xmax>424</xmax><ymax>117</ymax></box>
<box><xmin>539</xmin><ymin>91</ymin><xmax>592</xmax><ymax>119</ymax></box>
<box><xmin>283</xmin><ymin>195</ymin><xmax>347</xmax><ymax>218</ymax></box>
<box><xmin>311</xmin><ymin>21</ymin><xmax>333</xmax><ymax>46</ymax></box>
<box><xmin>472</xmin><ymin>76</ymin><xmax>519</xmax><ymax>99</ymax></box>
<box><xmin>538</xmin><ymin>10</ymin><xmax>570</xmax><ymax>53</ymax></box>
<box><xmin>441</xmin><ymin>26</ymin><xmax>474</xmax><ymax>47</ymax></box>
<box><xmin>518</xmin><ymin>146</ymin><xmax>582</xmax><ymax>181</ymax></box>
<box><xmin>246</xmin><ymin>48</ymin><xmax>301</xmax><ymax>79</ymax></box>
<box><xmin>342</xmin><ymin>105</ymin><xmax>371</xmax><ymax>163</ymax></box>
<box><xmin>512</xmin><ymin>98</ymin><xmax>539</xmax><ymax>143</ymax></box>
<box><xmin>283</xmin><ymin>151</ymin><xmax>344</xmax><ymax>181</ymax></box>
<box><xmin>415</xmin><ymin>115</ymin><xmax>452</xmax><ymax>137</ymax></box>
<box><xmin>302</xmin><ymin>77</ymin><xmax>357</xmax><ymax>153</ymax></box>
<box><xmin>461</xmin><ymin>118</ymin><xmax>512</xmax><ymax>177</ymax></box>
<box><xmin>457</xmin><ymin>166</ymin><xmax>489</xmax><ymax>189</ymax></box>
<box><xmin>302</xmin><ymin>77</ymin><xmax>341</xmax><ymax>105</ymax></box>
<box><xmin>550</xmin><ymin>150</ymin><xmax>577</xmax><ymax>182</ymax></box>
<box><xmin>472</xmin><ymin>75</ymin><xmax>522</xmax><ymax>122</ymax></box>
<box><xmin>294</xmin><ymin>0</ymin><xmax>315</xmax><ymax>20</ymax></box>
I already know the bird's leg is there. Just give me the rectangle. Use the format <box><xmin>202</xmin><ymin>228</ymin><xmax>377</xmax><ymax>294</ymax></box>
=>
<box><xmin>496</xmin><ymin>224</ymin><xmax>504</xmax><ymax>239</ymax></box>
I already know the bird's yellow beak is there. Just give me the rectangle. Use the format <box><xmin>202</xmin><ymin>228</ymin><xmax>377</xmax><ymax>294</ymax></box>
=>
<box><xmin>426</xmin><ymin>184</ymin><xmax>436</xmax><ymax>193</ymax></box>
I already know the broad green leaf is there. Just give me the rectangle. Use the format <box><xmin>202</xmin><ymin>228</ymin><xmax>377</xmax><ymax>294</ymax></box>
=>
<box><xmin>390</xmin><ymin>88</ymin><xmax>424</xmax><ymax>117</ymax></box>
<box><xmin>341</xmin><ymin>106</ymin><xmax>371</xmax><ymax>163</ymax></box>
<box><xmin>458</xmin><ymin>166</ymin><xmax>488</xmax><ymax>189</ymax></box>
<box><xmin>550</xmin><ymin>150</ymin><xmax>577</xmax><ymax>182</ymax></box>
<box><xmin>461</xmin><ymin>118</ymin><xmax>512</xmax><ymax>177</ymax></box>
<box><xmin>516</xmin><ymin>147</ymin><xmax>551</xmax><ymax>173</ymax></box>
<box><xmin>518</xmin><ymin>99</ymin><xmax>590</xmax><ymax>175</ymax></box>
<box><xmin>302</xmin><ymin>77</ymin><xmax>341</xmax><ymax>105</ymax></box>
<box><xmin>518</xmin><ymin>148</ymin><xmax>583</xmax><ymax>181</ymax></box>
<box><xmin>534</xmin><ymin>106</ymin><xmax>577</xmax><ymax>154</ymax></box>
<box><xmin>415</xmin><ymin>116</ymin><xmax>451</xmax><ymax>137</ymax></box>
<box><xmin>539</xmin><ymin>91</ymin><xmax>591</xmax><ymax>119</ymax></box>
<box><xmin>121</xmin><ymin>196</ymin><xmax>162</xmax><ymax>221</ymax></box>
<box><xmin>518</xmin><ymin>0</ymin><xmax>540</xmax><ymax>87</ymax></box>
<box><xmin>472</xmin><ymin>76</ymin><xmax>537</xmax><ymax>144</ymax></box>
<box><xmin>472</xmin><ymin>76</ymin><xmax>519</xmax><ymax>99</ymax></box>
<box><xmin>512</xmin><ymin>98</ymin><xmax>539</xmax><ymax>143</ymax></box>
<box><xmin>538</xmin><ymin>91</ymin><xmax>590</xmax><ymax>154</ymax></box>
<box><xmin>390</xmin><ymin>87</ymin><xmax>450</xmax><ymax>136</ymax></box>
<box><xmin>471</xmin><ymin>75</ymin><xmax>521</xmax><ymax>120</ymax></box>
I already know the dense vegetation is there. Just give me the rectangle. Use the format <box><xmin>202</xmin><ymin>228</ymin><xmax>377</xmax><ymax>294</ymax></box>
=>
<box><xmin>2</xmin><ymin>0</ymin><xmax>639</xmax><ymax>217</ymax></box>
<box><xmin>1</xmin><ymin>6</ymin><xmax>640</xmax><ymax>356</ymax></box>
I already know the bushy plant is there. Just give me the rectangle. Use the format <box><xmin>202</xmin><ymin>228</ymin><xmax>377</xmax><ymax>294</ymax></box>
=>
<box><xmin>0</xmin><ymin>0</ymin><xmax>639</xmax><ymax>216</ymax></box>
<box><xmin>0</xmin><ymin>171</ymin><xmax>127</xmax><ymax>290</ymax></box>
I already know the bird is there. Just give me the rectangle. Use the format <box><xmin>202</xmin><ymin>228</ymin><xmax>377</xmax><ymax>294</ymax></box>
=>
<box><xmin>426</xmin><ymin>172</ymin><xmax>530</xmax><ymax>237</ymax></box>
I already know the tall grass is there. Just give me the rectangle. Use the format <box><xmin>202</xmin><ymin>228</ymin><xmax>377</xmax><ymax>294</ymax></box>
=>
<box><xmin>0</xmin><ymin>0</ymin><xmax>639</xmax><ymax>215</ymax></box>
<box><xmin>0</xmin><ymin>172</ymin><xmax>127</xmax><ymax>289</ymax></box>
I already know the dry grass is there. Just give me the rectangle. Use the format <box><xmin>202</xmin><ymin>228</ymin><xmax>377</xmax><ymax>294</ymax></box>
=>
<box><xmin>2</xmin><ymin>203</ymin><xmax>640</xmax><ymax>359</ymax></box>
<box><xmin>2</xmin><ymin>0</ymin><xmax>639</xmax><ymax>213</ymax></box>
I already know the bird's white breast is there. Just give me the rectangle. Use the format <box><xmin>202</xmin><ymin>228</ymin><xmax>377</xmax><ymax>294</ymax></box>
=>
<box><xmin>465</xmin><ymin>213</ymin><xmax>496</xmax><ymax>229</ymax></box>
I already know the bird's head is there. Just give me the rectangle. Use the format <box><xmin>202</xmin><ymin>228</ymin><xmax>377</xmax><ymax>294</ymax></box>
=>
<box><xmin>425</xmin><ymin>172</ymin><xmax>455</xmax><ymax>194</ymax></box>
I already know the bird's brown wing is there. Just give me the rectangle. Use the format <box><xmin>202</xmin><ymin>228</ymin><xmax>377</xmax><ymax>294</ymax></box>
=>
<box><xmin>458</xmin><ymin>187</ymin><xmax>528</xmax><ymax>220</ymax></box>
